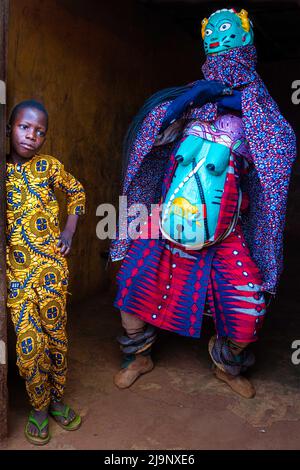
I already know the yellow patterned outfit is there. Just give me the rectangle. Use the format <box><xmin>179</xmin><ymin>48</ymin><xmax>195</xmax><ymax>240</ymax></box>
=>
<box><xmin>6</xmin><ymin>154</ymin><xmax>85</xmax><ymax>410</ymax></box>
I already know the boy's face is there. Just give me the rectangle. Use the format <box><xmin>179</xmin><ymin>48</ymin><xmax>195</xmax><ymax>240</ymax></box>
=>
<box><xmin>10</xmin><ymin>107</ymin><xmax>47</xmax><ymax>159</ymax></box>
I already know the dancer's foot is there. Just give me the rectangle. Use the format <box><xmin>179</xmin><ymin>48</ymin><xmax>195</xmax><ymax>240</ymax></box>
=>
<box><xmin>213</xmin><ymin>365</ymin><xmax>256</xmax><ymax>399</ymax></box>
<box><xmin>49</xmin><ymin>401</ymin><xmax>81</xmax><ymax>431</ymax></box>
<box><xmin>208</xmin><ymin>335</ymin><xmax>256</xmax><ymax>398</ymax></box>
<box><xmin>24</xmin><ymin>408</ymin><xmax>50</xmax><ymax>445</ymax></box>
<box><xmin>114</xmin><ymin>354</ymin><xmax>154</xmax><ymax>389</ymax></box>
<box><xmin>208</xmin><ymin>335</ymin><xmax>255</xmax><ymax>376</ymax></box>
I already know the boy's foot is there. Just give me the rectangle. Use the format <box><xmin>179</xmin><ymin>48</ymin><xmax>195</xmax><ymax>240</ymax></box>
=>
<box><xmin>114</xmin><ymin>354</ymin><xmax>154</xmax><ymax>389</ymax></box>
<box><xmin>49</xmin><ymin>401</ymin><xmax>81</xmax><ymax>431</ymax></box>
<box><xmin>24</xmin><ymin>408</ymin><xmax>51</xmax><ymax>445</ymax></box>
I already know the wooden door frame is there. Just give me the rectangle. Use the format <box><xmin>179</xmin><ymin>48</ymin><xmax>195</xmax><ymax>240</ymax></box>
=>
<box><xmin>0</xmin><ymin>0</ymin><xmax>9</xmax><ymax>440</ymax></box>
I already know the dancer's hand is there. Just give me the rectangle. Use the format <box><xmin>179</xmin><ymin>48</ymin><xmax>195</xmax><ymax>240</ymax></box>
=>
<box><xmin>160</xmin><ymin>80</ymin><xmax>230</xmax><ymax>133</ymax></box>
<box><xmin>216</xmin><ymin>90</ymin><xmax>242</xmax><ymax>112</ymax></box>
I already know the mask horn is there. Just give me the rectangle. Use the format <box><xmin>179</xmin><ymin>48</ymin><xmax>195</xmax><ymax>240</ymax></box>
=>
<box><xmin>201</xmin><ymin>18</ymin><xmax>208</xmax><ymax>39</ymax></box>
<box><xmin>237</xmin><ymin>9</ymin><xmax>251</xmax><ymax>32</ymax></box>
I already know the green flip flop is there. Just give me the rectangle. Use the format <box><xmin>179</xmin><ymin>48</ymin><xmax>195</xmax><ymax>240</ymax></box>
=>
<box><xmin>24</xmin><ymin>411</ymin><xmax>51</xmax><ymax>446</ymax></box>
<box><xmin>49</xmin><ymin>404</ymin><xmax>81</xmax><ymax>431</ymax></box>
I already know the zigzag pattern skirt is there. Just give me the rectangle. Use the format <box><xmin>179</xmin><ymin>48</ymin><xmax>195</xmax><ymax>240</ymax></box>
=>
<box><xmin>115</xmin><ymin>222</ymin><xmax>266</xmax><ymax>342</ymax></box>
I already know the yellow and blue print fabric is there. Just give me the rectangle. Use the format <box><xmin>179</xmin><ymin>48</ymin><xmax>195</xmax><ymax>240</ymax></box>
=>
<box><xmin>6</xmin><ymin>154</ymin><xmax>85</xmax><ymax>410</ymax></box>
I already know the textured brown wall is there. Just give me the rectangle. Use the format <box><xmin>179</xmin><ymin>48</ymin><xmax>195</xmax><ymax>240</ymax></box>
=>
<box><xmin>7</xmin><ymin>0</ymin><xmax>203</xmax><ymax>303</ymax></box>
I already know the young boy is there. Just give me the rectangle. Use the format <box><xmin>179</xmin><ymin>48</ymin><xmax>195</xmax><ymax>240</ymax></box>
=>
<box><xmin>6</xmin><ymin>100</ymin><xmax>86</xmax><ymax>445</ymax></box>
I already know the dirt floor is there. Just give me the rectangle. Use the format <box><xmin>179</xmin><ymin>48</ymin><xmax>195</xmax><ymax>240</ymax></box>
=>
<box><xmin>0</xmin><ymin>247</ymin><xmax>300</xmax><ymax>450</ymax></box>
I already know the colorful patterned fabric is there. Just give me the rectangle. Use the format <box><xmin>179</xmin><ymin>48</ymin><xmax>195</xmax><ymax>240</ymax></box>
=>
<box><xmin>115</xmin><ymin>223</ymin><xmax>265</xmax><ymax>342</ymax></box>
<box><xmin>115</xmin><ymin>136</ymin><xmax>264</xmax><ymax>341</ymax></box>
<box><xmin>110</xmin><ymin>45</ymin><xmax>296</xmax><ymax>294</ymax></box>
<box><xmin>10</xmin><ymin>281</ymin><xmax>68</xmax><ymax>410</ymax></box>
<box><xmin>201</xmin><ymin>45</ymin><xmax>296</xmax><ymax>293</ymax></box>
<box><xmin>6</xmin><ymin>154</ymin><xmax>85</xmax><ymax>409</ymax></box>
<box><xmin>183</xmin><ymin>114</ymin><xmax>250</xmax><ymax>160</ymax></box>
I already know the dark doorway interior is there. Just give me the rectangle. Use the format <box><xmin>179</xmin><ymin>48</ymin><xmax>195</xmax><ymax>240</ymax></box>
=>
<box><xmin>2</xmin><ymin>0</ymin><xmax>300</xmax><ymax>449</ymax></box>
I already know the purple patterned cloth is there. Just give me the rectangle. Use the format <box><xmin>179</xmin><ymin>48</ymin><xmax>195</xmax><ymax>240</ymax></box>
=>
<box><xmin>183</xmin><ymin>114</ymin><xmax>251</xmax><ymax>160</ymax></box>
<box><xmin>110</xmin><ymin>45</ymin><xmax>296</xmax><ymax>294</ymax></box>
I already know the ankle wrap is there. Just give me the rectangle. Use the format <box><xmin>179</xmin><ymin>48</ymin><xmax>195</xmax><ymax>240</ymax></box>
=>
<box><xmin>117</xmin><ymin>325</ymin><xmax>157</xmax><ymax>355</ymax></box>
<box><xmin>211</xmin><ymin>337</ymin><xmax>255</xmax><ymax>376</ymax></box>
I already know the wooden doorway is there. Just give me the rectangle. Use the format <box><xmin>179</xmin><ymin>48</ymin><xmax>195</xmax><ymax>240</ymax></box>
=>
<box><xmin>0</xmin><ymin>0</ymin><xmax>9</xmax><ymax>440</ymax></box>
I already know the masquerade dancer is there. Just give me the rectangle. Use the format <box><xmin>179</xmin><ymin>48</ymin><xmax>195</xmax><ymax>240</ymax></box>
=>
<box><xmin>111</xmin><ymin>9</ymin><xmax>296</xmax><ymax>398</ymax></box>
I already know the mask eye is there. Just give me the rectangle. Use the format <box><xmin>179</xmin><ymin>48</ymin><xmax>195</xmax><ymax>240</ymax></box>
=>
<box><xmin>219</xmin><ymin>22</ymin><xmax>231</xmax><ymax>32</ymax></box>
<box><xmin>205</xmin><ymin>28</ymin><xmax>213</xmax><ymax>37</ymax></box>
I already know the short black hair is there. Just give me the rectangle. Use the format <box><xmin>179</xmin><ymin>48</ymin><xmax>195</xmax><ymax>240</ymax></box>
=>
<box><xmin>8</xmin><ymin>100</ymin><xmax>48</xmax><ymax>130</ymax></box>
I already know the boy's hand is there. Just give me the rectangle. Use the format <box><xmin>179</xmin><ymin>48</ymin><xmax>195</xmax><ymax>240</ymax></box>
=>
<box><xmin>57</xmin><ymin>214</ymin><xmax>79</xmax><ymax>256</ymax></box>
<box><xmin>57</xmin><ymin>229</ymin><xmax>74</xmax><ymax>256</ymax></box>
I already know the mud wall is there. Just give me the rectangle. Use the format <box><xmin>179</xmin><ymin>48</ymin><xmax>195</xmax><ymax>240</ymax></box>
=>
<box><xmin>7</xmin><ymin>0</ymin><xmax>203</xmax><ymax>302</ymax></box>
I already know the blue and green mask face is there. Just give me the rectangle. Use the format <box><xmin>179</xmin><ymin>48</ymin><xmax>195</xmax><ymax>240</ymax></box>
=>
<box><xmin>202</xmin><ymin>8</ymin><xmax>254</xmax><ymax>55</ymax></box>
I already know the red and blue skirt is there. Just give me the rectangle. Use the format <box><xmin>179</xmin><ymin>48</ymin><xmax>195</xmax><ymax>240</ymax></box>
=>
<box><xmin>114</xmin><ymin>220</ymin><xmax>265</xmax><ymax>342</ymax></box>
